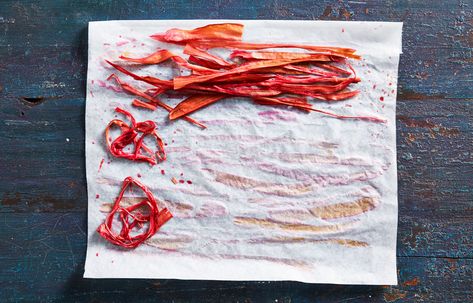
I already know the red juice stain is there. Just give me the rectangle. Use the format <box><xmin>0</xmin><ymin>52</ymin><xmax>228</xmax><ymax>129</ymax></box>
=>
<box><xmin>187</xmin><ymin>180</ymin><xmax>193</xmax><ymax>184</ymax></box>
<box><xmin>137</xmin><ymin>173</ymin><xmax>141</xmax><ymax>178</ymax></box>
<box><xmin>341</xmin><ymin>28</ymin><xmax>345</xmax><ymax>33</ymax></box>
<box><xmin>379</xmin><ymin>96</ymin><xmax>384</xmax><ymax>101</ymax></box>
<box><xmin>98</xmin><ymin>158</ymin><xmax>105</xmax><ymax>172</ymax></box>
<box><xmin>171</xmin><ymin>139</ymin><xmax>175</xmax><ymax>143</ymax></box>
<box><xmin>164</xmin><ymin>143</ymin><xmax>168</xmax><ymax>146</ymax></box>
<box><xmin>180</xmin><ymin>173</ymin><xmax>184</xmax><ymax>176</ymax></box>
<box><xmin>391</xmin><ymin>89</ymin><xmax>395</xmax><ymax>94</ymax></box>
<box><xmin>388</xmin><ymin>82</ymin><xmax>392</xmax><ymax>86</ymax></box>
<box><xmin>161</xmin><ymin>169</ymin><xmax>165</xmax><ymax>175</ymax></box>
<box><xmin>96</xmin><ymin>253</ymin><xmax>99</xmax><ymax>257</ymax></box>
<box><xmin>179</xmin><ymin>179</ymin><xmax>185</xmax><ymax>184</ymax></box>
<box><xmin>373</xmin><ymin>84</ymin><xmax>376</xmax><ymax>89</ymax></box>
<box><xmin>96</xmin><ymin>194</ymin><xmax>100</xmax><ymax>199</ymax></box>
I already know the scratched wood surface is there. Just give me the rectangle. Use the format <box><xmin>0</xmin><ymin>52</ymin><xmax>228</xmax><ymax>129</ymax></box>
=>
<box><xmin>0</xmin><ymin>0</ymin><xmax>472</xmax><ymax>302</ymax></box>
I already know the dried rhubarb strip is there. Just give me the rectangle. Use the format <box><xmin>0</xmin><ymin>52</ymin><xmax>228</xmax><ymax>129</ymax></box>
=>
<box><xmin>184</xmin><ymin>44</ymin><xmax>234</xmax><ymax>68</ymax></box>
<box><xmin>313</xmin><ymin>62</ymin><xmax>352</xmax><ymax>76</ymax></box>
<box><xmin>173</xmin><ymin>57</ymin><xmax>335</xmax><ymax>89</ymax></box>
<box><xmin>119</xmin><ymin>49</ymin><xmax>175</xmax><ymax>65</ymax></box>
<box><xmin>188</xmin><ymin>55</ymin><xmax>228</xmax><ymax>70</ymax></box>
<box><xmin>169</xmin><ymin>95</ymin><xmax>226</xmax><ymax>120</ymax></box>
<box><xmin>150</xmin><ymin>23</ymin><xmax>244</xmax><ymax>43</ymax></box>
<box><xmin>106</xmin><ymin>60</ymin><xmax>173</xmax><ymax>88</ymax></box>
<box><xmin>256</xmin><ymin>97</ymin><xmax>385</xmax><ymax>122</ymax></box>
<box><xmin>271</xmin><ymin>74</ymin><xmax>360</xmax><ymax>84</ymax></box>
<box><xmin>191</xmin><ymin>40</ymin><xmax>360</xmax><ymax>59</ymax></box>
<box><xmin>97</xmin><ymin>176</ymin><xmax>172</xmax><ymax>249</ymax></box>
<box><xmin>107</xmin><ymin>73</ymin><xmax>206</xmax><ymax>129</ymax></box>
<box><xmin>132</xmin><ymin>98</ymin><xmax>157</xmax><ymax>111</ymax></box>
<box><xmin>229</xmin><ymin>50</ymin><xmax>340</xmax><ymax>61</ymax></box>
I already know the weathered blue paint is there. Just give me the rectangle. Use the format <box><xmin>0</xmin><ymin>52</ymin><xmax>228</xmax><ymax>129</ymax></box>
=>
<box><xmin>0</xmin><ymin>0</ymin><xmax>472</xmax><ymax>302</ymax></box>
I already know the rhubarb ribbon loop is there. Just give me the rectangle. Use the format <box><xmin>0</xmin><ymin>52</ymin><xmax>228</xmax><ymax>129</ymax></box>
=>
<box><xmin>105</xmin><ymin>107</ymin><xmax>166</xmax><ymax>165</ymax></box>
<box><xmin>97</xmin><ymin>177</ymin><xmax>173</xmax><ymax>249</ymax></box>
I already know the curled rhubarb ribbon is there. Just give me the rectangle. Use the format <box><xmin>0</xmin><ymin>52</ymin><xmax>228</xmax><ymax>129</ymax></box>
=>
<box><xmin>97</xmin><ymin>176</ymin><xmax>173</xmax><ymax>249</ymax></box>
<box><xmin>105</xmin><ymin>107</ymin><xmax>166</xmax><ymax>165</ymax></box>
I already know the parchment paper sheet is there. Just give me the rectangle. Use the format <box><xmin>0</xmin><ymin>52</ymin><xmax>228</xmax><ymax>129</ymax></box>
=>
<box><xmin>84</xmin><ymin>20</ymin><xmax>402</xmax><ymax>285</ymax></box>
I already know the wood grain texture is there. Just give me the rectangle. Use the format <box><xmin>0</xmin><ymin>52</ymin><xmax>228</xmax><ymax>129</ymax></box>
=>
<box><xmin>0</xmin><ymin>0</ymin><xmax>472</xmax><ymax>302</ymax></box>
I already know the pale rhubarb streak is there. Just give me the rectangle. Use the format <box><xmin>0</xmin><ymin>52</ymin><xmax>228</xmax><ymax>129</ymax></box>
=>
<box><xmin>146</xmin><ymin>233</ymin><xmax>194</xmax><ymax>251</ymax></box>
<box><xmin>248</xmin><ymin>236</ymin><xmax>368</xmax><ymax>247</ymax></box>
<box><xmin>310</xmin><ymin>197</ymin><xmax>378</xmax><ymax>219</ymax></box>
<box><xmin>206</xmin><ymin>169</ymin><xmax>312</xmax><ymax>196</ymax></box>
<box><xmin>268</xmin><ymin>197</ymin><xmax>379</xmax><ymax>223</ymax></box>
<box><xmin>234</xmin><ymin>217</ymin><xmax>354</xmax><ymax>233</ymax></box>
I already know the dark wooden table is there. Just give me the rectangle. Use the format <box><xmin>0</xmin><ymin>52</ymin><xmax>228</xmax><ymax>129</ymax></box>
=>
<box><xmin>1</xmin><ymin>1</ymin><xmax>472</xmax><ymax>302</ymax></box>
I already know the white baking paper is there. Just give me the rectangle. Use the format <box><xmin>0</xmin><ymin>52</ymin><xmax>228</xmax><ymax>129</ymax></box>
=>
<box><xmin>84</xmin><ymin>20</ymin><xmax>402</xmax><ymax>285</ymax></box>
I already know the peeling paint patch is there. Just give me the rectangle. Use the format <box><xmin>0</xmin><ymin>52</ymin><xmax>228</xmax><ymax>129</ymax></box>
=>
<box><xmin>403</xmin><ymin>277</ymin><xmax>420</xmax><ymax>286</ymax></box>
<box><xmin>0</xmin><ymin>17</ymin><xmax>15</xmax><ymax>24</ymax></box>
<box><xmin>42</xmin><ymin>81</ymin><xmax>66</xmax><ymax>89</ymax></box>
<box><xmin>383</xmin><ymin>288</ymin><xmax>408</xmax><ymax>302</ymax></box>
